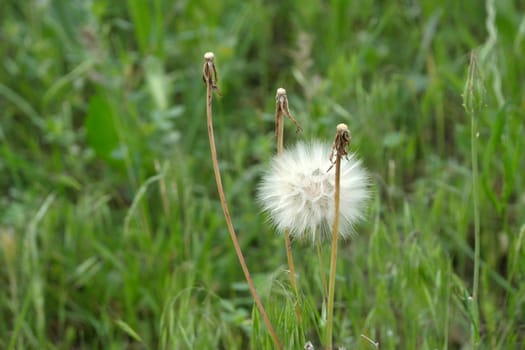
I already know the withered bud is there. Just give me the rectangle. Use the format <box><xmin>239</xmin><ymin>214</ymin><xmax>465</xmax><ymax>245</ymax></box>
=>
<box><xmin>204</xmin><ymin>51</ymin><xmax>215</xmax><ymax>61</ymax></box>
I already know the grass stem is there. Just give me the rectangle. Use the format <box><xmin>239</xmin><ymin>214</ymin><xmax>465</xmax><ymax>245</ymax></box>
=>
<box><xmin>470</xmin><ymin>97</ymin><xmax>480</xmax><ymax>348</ymax></box>
<box><xmin>316</xmin><ymin>239</ymin><xmax>328</xmax><ymax>301</ymax></box>
<box><xmin>463</xmin><ymin>50</ymin><xmax>484</xmax><ymax>349</ymax></box>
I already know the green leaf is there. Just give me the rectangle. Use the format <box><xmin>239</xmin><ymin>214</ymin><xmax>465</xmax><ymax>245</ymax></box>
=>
<box><xmin>85</xmin><ymin>95</ymin><xmax>120</xmax><ymax>163</ymax></box>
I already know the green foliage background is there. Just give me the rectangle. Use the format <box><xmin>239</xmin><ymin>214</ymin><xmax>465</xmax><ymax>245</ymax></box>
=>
<box><xmin>0</xmin><ymin>0</ymin><xmax>524</xmax><ymax>349</ymax></box>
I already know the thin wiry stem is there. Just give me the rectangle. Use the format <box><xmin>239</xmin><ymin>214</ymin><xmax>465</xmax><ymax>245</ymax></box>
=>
<box><xmin>275</xmin><ymin>88</ymin><xmax>302</xmax><ymax>321</ymax></box>
<box><xmin>203</xmin><ymin>52</ymin><xmax>282</xmax><ymax>350</ymax></box>
<box><xmin>316</xmin><ymin>234</ymin><xmax>328</xmax><ymax>342</ymax></box>
<box><xmin>326</xmin><ymin>123</ymin><xmax>351</xmax><ymax>350</ymax></box>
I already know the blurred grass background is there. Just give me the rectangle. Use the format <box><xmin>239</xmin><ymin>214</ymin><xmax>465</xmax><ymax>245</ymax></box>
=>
<box><xmin>0</xmin><ymin>0</ymin><xmax>524</xmax><ymax>349</ymax></box>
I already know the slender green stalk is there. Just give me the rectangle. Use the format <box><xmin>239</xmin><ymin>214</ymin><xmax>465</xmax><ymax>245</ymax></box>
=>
<box><xmin>463</xmin><ymin>50</ymin><xmax>484</xmax><ymax>349</ymax></box>
<box><xmin>284</xmin><ymin>228</ymin><xmax>301</xmax><ymax>318</ymax></box>
<box><xmin>315</xmin><ymin>236</ymin><xmax>328</xmax><ymax>342</ymax></box>
<box><xmin>275</xmin><ymin>87</ymin><xmax>301</xmax><ymax>320</ymax></box>
<box><xmin>316</xmin><ymin>238</ymin><xmax>328</xmax><ymax>300</ymax></box>
<box><xmin>470</xmin><ymin>97</ymin><xmax>480</xmax><ymax>333</ymax></box>
<box><xmin>203</xmin><ymin>52</ymin><xmax>282</xmax><ymax>350</ymax></box>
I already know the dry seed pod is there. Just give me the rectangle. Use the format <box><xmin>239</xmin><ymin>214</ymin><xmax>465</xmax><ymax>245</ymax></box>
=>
<box><xmin>275</xmin><ymin>87</ymin><xmax>302</xmax><ymax>134</ymax></box>
<box><xmin>328</xmin><ymin>123</ymin><xmax>351</xmax><ymax>171</ymax></box>
<box><xmin>202</xmin><ymin>51</ymin><xmax>222</xmax><ymax>95</ymax></box>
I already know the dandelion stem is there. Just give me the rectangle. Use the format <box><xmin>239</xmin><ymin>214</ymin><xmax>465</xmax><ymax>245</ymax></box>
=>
<box><xmin>326</xmin><ymin>153</ymin><xmax>340</xmax><ymax>350</ymax></box>
<box><xmin>326</xmin><ymin>123</ymin><xmax>351</xmax><ymax>350</ymax></box>
<box><xmin>275</xmin><ymin>88</ymin><xmax>302</xmax><ymax>321</ymax></box>
<box><xmin>203</xmin><ymin>52</ymin><xmax>282</xmax><ymax>350</ymax></box>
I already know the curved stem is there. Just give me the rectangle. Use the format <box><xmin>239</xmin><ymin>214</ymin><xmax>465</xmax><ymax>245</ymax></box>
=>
<box><xmin>206</xmin><ymin>80</ymin><xmax>282</xmax><ymax>350</ymax></box>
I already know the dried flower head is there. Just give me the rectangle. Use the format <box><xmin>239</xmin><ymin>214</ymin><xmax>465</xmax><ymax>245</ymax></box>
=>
<box><xmin>275</xmin><ymin>87</ymin><xmax>302</xmax><ymax>135</ymax></box>
<box><xmin>258</xmin><ymin>141</ymin><xmax>369</xmax><ymax>243</ymax></box>
<box><xmin>202</xmin><ymin>51</ymin><xmax>222</xmax><ymax>95</ymax></box>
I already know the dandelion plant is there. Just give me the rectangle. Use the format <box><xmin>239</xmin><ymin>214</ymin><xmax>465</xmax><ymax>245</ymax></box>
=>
<box><xmin>274</xmin><ymin>87</ymin><xmax>302</xmax><ymax>319</ymax></box>
<box><xmin>202</xmin><ymin>52</ymin><xmax>282</xmax><ymax>350</ymax></box>
<box><xmin>258</xmin><ymin>124</ymin><xmax>369</xmax><ymax>348</ymax></box>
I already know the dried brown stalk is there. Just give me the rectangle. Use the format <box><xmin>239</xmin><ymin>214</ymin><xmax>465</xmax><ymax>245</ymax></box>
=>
<box><xmin>326</xmin><ymin>123</ymin><xmax>351</xmax><ymax>350</ymax></box>
<box><xmin>274</xmin><ymin>87</ymin><xmax>302</xmax><ymax>321</ymax></box>
<box><xmin>203</xmin><ymin>52</ymin><xmax>282</xmax><ymax>350</ymax></box>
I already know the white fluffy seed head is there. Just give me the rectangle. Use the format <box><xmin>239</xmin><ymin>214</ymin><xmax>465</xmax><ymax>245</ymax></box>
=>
<box><xmin>257</xmin><ymin>141</ymin><xmax>370</xmax><ymax>243</ymax></box>
<box><xmin>204</xmin><ymin>52</ymin><xmax>215</xmax><ymax>60</ymax></box>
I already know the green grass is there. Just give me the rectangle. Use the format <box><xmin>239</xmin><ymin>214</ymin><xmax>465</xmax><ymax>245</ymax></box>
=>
<box><xmin>1</xmin><ymin>0</ymin><xmax>524</xmax><ymax>349</ymax></box>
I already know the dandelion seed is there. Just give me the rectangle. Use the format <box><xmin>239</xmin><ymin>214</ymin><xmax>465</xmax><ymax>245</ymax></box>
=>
<box><xmin>258</xmin><ymin>141</ymin><xmax>369</xmax><ymax>243</ymax></box>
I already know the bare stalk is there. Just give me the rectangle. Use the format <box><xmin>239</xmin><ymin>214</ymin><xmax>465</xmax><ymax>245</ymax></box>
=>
<box><xmin>275</xmin><ymin>88</ymin><xmax>302</xmax><ymax>320</ymax></box>
<box><xmin>326</xmin><ymin>123</ymin><xmax>351</xmax><ymax>350</ymax></box>
<box><xmin>203</xmin><ymin>52</ymin><xmax>282</xmax><ymax>350</ymax></box>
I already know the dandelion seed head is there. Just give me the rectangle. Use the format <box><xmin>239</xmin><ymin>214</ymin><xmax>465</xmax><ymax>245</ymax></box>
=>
<box><xmin>258</xmin><ymin>141</ymin><xmax>369</xmax><ymax>243</ymax></box>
